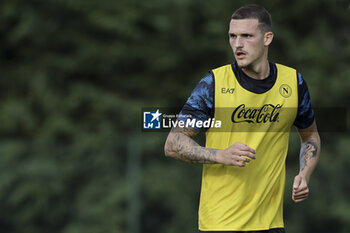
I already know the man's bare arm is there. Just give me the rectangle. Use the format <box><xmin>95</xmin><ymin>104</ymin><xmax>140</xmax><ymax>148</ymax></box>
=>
<box><xmin>297</xmin><ymin>120</ymin><xmax>321</xmax><ymax>182</ymax></box>
<box><xmin>292</xmin><ymin>120</ymin><xmax>321</xmax><ymax>203</ymax></box>
<box><xmin>164</xmin><ymin>126</ymin><xmax>256</xmax><ymax>166</ymax></box>
<box><xmin>164</xmin><ymin>126</ymin><xmax>218</xmax><ymax>163</ymax></box>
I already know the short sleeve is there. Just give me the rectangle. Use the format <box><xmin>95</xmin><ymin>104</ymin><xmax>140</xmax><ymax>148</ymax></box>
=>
<box><xmin>178</xmin><ymin>72</ymin><xmax>214</xmax><ymax>130</ymax></box>
<box><xmin>293</xmin><ymin>72</ymin><xmax>315</xmax><ymax>129</ymax></box>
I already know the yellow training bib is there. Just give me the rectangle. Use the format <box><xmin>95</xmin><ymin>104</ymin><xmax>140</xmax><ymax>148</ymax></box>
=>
<box><xmin>198</xmin><ymin>64</ymin><xmax>298</xmax><ymax>231</ymax></box>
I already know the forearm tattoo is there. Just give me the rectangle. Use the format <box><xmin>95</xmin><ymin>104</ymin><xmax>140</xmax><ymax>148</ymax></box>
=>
<box><xmin>165</xmin><ymin>127</ymin><xmax>217</xmax><ymax>164</ymax></box>
<box><xmin>299</xmin><ymin>141</ymin><xmax>318</xmax><ymax>172</ymax></box>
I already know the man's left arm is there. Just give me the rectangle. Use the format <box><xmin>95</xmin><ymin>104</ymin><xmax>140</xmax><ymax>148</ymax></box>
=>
<box><xmin>292</xmin><ymin>120</ymin><xmax>321</xmax><ymax>203</ymax></box>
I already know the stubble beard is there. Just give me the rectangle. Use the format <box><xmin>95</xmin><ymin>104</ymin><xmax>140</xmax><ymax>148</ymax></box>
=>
<box><xmin>236</xmin><ymin>59</ymin><xmax>251</xmax><ymax>69</ymax></box>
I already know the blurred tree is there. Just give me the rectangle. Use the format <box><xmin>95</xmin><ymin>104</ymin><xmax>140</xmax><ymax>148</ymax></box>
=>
<box><xmin>0</xmin><ymin>0</ymin><xmax>348</xmax><ymax>233</ymax></box>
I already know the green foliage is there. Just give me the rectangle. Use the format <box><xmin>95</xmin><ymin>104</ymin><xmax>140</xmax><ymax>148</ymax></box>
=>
<box><xmin>0</xmin><ymin>0</ymin><xmax>349</xmax><ymax>233</ymax></box>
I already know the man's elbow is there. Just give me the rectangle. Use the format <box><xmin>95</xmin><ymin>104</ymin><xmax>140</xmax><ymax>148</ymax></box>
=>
<box><xmin>164</xmin><ymin>136</ymin><xmax>174</xmax><ymax>158</ymax></box>
<box><xmin>164</xmin><ymin>141</ymin><xmax>170</xmax><ymax>157</ymax></box>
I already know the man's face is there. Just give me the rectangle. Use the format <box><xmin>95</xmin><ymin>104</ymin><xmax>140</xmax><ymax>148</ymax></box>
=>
<box><xmin>228</xmin><ymin>19</ymin><xmax>271</xmax><ymax>69</ymax></box>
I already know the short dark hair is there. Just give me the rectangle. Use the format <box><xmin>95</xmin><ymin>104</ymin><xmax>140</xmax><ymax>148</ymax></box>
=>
<box><xmin>231</xmin><ymin>4</ymin><xmax>272</xmax><ymax>33</ymax></box>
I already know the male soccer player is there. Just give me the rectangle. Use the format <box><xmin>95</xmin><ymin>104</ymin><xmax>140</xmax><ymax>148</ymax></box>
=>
<box><xmin>164</xmin><ymin>4</ymin><xmax>321</xmax><ymax>233</ymax></box>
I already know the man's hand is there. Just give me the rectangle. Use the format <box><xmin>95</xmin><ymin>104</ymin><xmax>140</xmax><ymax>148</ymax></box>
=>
<box><xmin>292</xmin><ymin>175</ymin><xmax>309</xmax><ymax>203</ymax></box>
<box><xmin>216</xmin><ymin>142</ymin><xmax>256</xmax><ymax>167</ymax></box>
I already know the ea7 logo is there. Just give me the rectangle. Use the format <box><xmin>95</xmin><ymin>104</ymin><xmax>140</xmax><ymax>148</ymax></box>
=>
<box><xmin>221</xmin><ymin>88</ymin><xmax>235</xmax><ymax>94</ymax></box>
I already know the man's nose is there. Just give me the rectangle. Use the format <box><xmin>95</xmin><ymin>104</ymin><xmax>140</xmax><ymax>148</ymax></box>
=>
<box><xmin>234</xmin><ymin>37</ymin><xmax>243</xmax><ymax>48</ymax></box>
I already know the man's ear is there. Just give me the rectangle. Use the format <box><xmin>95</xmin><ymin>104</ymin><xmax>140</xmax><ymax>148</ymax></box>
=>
<box><xmin>264</xmin><ymin>32</ymin><xmax>274</xmax><ymax>46</ymax></box>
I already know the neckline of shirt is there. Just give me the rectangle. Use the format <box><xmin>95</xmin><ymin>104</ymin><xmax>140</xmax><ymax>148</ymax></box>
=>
<box><xmin>231</xmin><ymin>61</ymin><xmax>277</xmax><ymax>94</ymax></box>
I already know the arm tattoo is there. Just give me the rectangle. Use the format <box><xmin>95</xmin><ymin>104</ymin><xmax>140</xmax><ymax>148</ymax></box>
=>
<box><xmin>165</xmin><ymin>127</ymin><xmax>217</xmax><ymax>164</ymax></box>
<box><xmin>299</xmin><ymin>141</ymin><xmax>318</xmax><ymax>172</ymax></box>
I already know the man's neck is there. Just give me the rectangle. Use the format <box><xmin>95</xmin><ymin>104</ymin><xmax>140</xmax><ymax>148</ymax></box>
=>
<box><xmin>241</xmin><ymin>60</ymin><xmax>270</xmax><ymax>80</ymax></box>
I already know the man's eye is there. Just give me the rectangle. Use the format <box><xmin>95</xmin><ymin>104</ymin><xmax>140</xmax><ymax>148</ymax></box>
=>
<box><xmin>230</xmin><ymin>34</ymin><xmax>236</xmax><ymax>38</ymax></box>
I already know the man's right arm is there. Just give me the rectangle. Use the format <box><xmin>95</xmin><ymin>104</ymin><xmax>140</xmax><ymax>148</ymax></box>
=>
<box><xmin>164</xmin><ymin>72</ymin><xmax>256</xmax><ymax>166</ymax></box>
<box><xmin>164</xmin><ymin>126</ymin><xmax>218</xmax><ymax>164</ymax></box>
<box><xmin>164</xmin><ymin>126</ymin><xmax>256</xmax><ymax>166</ymax></box>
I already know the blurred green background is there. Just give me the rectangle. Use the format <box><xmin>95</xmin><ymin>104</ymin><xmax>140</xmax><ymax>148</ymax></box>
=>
<box><xmin>0</xmin><ymin>0</ymin><xmax>349</xmax><ymax>232</ymax></box>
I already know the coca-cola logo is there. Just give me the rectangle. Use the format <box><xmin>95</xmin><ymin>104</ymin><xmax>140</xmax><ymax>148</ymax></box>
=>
<box><xmin>231</xmin><ymin>104</ymin><xmax>282</xmax><ymax>123</ymax></box>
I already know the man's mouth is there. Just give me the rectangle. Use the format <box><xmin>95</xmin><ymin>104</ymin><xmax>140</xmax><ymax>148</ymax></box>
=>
<box><xmin>235</xmin><ymin>51</ymin><xmax>246</xmax><ymax>59</ymax></box>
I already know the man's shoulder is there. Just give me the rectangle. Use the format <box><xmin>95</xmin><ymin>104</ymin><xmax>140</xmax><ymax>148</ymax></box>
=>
<box><xmin>211</xmin><ymin>64</ymin><xmax>232</xmax><ymax>72</ymax></box>
<box><xmin>211</xmin><ymin>64</ymin><xmax>234</xmax><ymax>80</ymax></box>
<box><xmin>275</xmin><ymin>63</ymin><xmax>297</xmax><ymax>72</ymax></box>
